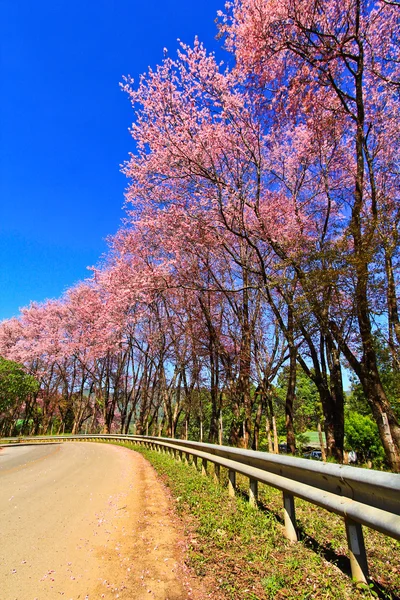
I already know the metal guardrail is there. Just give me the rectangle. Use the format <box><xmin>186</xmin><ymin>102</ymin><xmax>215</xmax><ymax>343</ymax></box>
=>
<box><xmin>2</xmin><ymin>433</ymin><xmax>399</xmax><ymax>583</ymax></box>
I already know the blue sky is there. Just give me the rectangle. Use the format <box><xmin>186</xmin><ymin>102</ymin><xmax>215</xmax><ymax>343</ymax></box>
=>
<box><xmin>0</xmin><ymin>0</ymin><xmax>224</xmax><ymax>320</ymax></box>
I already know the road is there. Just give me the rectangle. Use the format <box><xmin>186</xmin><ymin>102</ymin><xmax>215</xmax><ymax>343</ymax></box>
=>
<box><xmin>0</xmin><ymin>442</ymin><xmax>204</xmax><ymax>600</ymax></box>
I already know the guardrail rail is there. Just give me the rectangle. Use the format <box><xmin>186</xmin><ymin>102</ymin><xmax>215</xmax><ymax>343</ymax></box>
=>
<box><xmin>1</xmin><ymin>433</ymin><xmax>399</xmax><ymax>583</ymax></box>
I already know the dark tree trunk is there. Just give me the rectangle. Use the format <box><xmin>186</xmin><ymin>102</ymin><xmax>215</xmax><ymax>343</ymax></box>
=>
<box><xmin>285</xmin><ymin>304</ymin><xmax>296</xmax><ymax>454</ymax></box>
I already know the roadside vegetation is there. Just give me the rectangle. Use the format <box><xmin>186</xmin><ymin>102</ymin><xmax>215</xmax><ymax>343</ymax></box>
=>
<box><xmin>117</xmin><ymin>443</ymin><xmax>400</xmax><ymax>600</ymax></box>
<box><xmin>0</xmin><ymin>355</ymin><xmax>396</xmax><ymax>473</ymax></box>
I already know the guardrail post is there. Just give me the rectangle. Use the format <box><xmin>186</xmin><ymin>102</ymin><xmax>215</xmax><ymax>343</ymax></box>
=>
<box><xmin>192</xmin><ymin>455</ymin><xmax>198</xmax><ymax>470</ymax></box>
<box><xmin>249</xmin><ymin>478</ymin><xmax>258</xmax><ymax>508</ymax></box>
<box><xmin>228</xmin><ymin>469</ymin><xmax>236</xmax><ymax>497</ymax></box>
<box><xmin>214</xmin><ymin>463</ymin><xmax>220</xmax><ymax>484</ymax></box>
<box><xmin>345</xmin><ymin>517</ymin><xmax>369</xmax><ymax>583</ymax></box>
<box><xmin>202</xmin><ymin>458</ymin><xmax>208</xmax><ymax>476</ymax></box>
<box><xmin>283</xmin><ymin>492</ymin><xmax>297</xmax><ymax>542</ymax></box>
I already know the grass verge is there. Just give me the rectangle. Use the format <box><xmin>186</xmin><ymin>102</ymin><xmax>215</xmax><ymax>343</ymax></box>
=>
<box><xmin>114</xmin><ymin>443</ymin><xmax>399</xmax><ymax>599</ymax></box>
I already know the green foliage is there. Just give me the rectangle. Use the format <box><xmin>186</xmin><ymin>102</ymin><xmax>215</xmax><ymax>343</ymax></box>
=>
<box><xmin>295</xmin><ymin>432</ymin><xmax>312</xmax><ymax>451</ymax></box>
<box><xmin>347</xmin><ymin>334</ymin><xmax>400</xmax><ymax>421</ymax></box>
<box><xmin>345</xmin><ymin>412</ymin><xmax>386</xmax><ymax>466</ymax></box>
<box><xmin>345</xmin><ymin>333</ymin><xmax>400</xmax><ymax>467</ymax></box>
<box><xmin>274</xmin><ymin>366</ymin><xmax>322</xmax><ymax>434</ymax></box>
<box><xmin>345</xmin><ymin>385</ymin><xmax>372</xmax><ymax>417</ymax></box>
<box><xmin>0</xmin><ymin>356</ymin><xmax>39</xmax><ymax>414</ymax></box>
<box><xmin>186</xmin><ymin>388</ymin><xmax>219</xmax><ymax>441</ymax></box>
<box><xmin>374</xmin><ymin>338</ymin><xmax>400</xmax><ymax>421</ymax></box>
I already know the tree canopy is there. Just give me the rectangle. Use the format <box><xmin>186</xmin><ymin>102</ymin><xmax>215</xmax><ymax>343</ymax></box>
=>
<box><xmin>0</xmin><ymin>357</ymin><xmax>39</xmax><ymax>433</ymax></box>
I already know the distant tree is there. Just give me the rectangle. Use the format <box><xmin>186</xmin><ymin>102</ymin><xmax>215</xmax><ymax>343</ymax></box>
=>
<box><xmin>0</xmin><ymin>357</ymin><xmax>39</xmax><ymax>435</ymax></box>
<box><xmin>347</xmin><ymin>334</ymin><xmax>400</xmax><ymax>420</ymax></box>
<box><xmin>274</xmin><ymin>365</ymin><xmax>322</xmax><ymax>435</ymax></box>
<box><xmin>345</xmin><ymin>412</ymin><xmax>385</xmax><ymax>467</ymax></box>
<box><xmin>374</xmin><ymin>336</ymin><xmax>400</xmax><ymax>421</ymax></box>
<box><xmin>346</xmin><ymin>384</ymin><xmax>372</xmax><ymax>418</ymax></box>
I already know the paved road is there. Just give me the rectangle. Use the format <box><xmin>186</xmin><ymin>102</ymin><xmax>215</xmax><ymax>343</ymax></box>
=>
<box><xmin>0</xmin><ymin>442</ymin><xmax>202</xmax><ymax>600</ymax></box>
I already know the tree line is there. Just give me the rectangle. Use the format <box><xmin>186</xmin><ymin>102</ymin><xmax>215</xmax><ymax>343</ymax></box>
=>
<box><xmin>0</xmin><ymin>0</ymin><xmax>399</xmax><ymax>470</ymax></box>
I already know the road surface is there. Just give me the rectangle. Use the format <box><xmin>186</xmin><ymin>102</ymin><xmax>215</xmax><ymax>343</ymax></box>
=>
<box><xmin>0</xmin><ymin>442</ymin><xmax>204</xmax><ymax>600</ymax></box>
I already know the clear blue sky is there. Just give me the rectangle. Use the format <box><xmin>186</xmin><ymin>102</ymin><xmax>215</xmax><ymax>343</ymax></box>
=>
<box><xmin>0</xmin><ymin>0</ymin><xmax>224</xmax><ymax>320</ymax></box>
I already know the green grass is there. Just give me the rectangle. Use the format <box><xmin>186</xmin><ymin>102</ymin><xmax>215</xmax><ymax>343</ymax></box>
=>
<box><xmin>303</xmin><ymin>430</ymin><xmax>326</xmax><ymax>447</ymax></box>
<box><xmin>112</xmin><ymin>442</ymin><xmax>400</xmax><ymax>600</ymax></box>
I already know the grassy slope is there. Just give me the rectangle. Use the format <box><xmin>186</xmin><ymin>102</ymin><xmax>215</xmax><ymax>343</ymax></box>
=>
<box><xmin>303</xmin><ymin>431</ymin><xmax>326</xmax><ymax>446</ymax></box>
<box><xmin>114</xmin><ymin>443</ymin><xmax>399</xmax><ymax>600</ymax></box>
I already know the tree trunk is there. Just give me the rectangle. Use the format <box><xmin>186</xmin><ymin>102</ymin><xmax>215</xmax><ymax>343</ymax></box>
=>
<box><xmin>239</xmin><ymin>250</ymin><xmax>252</xmax><ymax>449</ymax></box>
<box><xmin>317</xmin><ymin>421</ymin><xmax>327</xmax><ymax>462</ymax></box>
<box><xmin>285</xmin><ymin>305</ymin><xmax>296</xmax><ymax>454</ymax></box>
<box><xmin>252</xmin><ymin>387</ymin><xmax>264</xmax><ymax>451</ymax></box>
<box><xmin>349</xmin><ymin>12</ymin><xmax>400</xmax><ymax>471</ymax></box>
<box><xmin>325</xmin><ymin>335</ymin><xmax>344</xmax><ymax>463</ymax></box>
<box><xmin>385</xmin><ymin>248</ymin><xmax>400</xmax><ymax>357</ymax></box>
